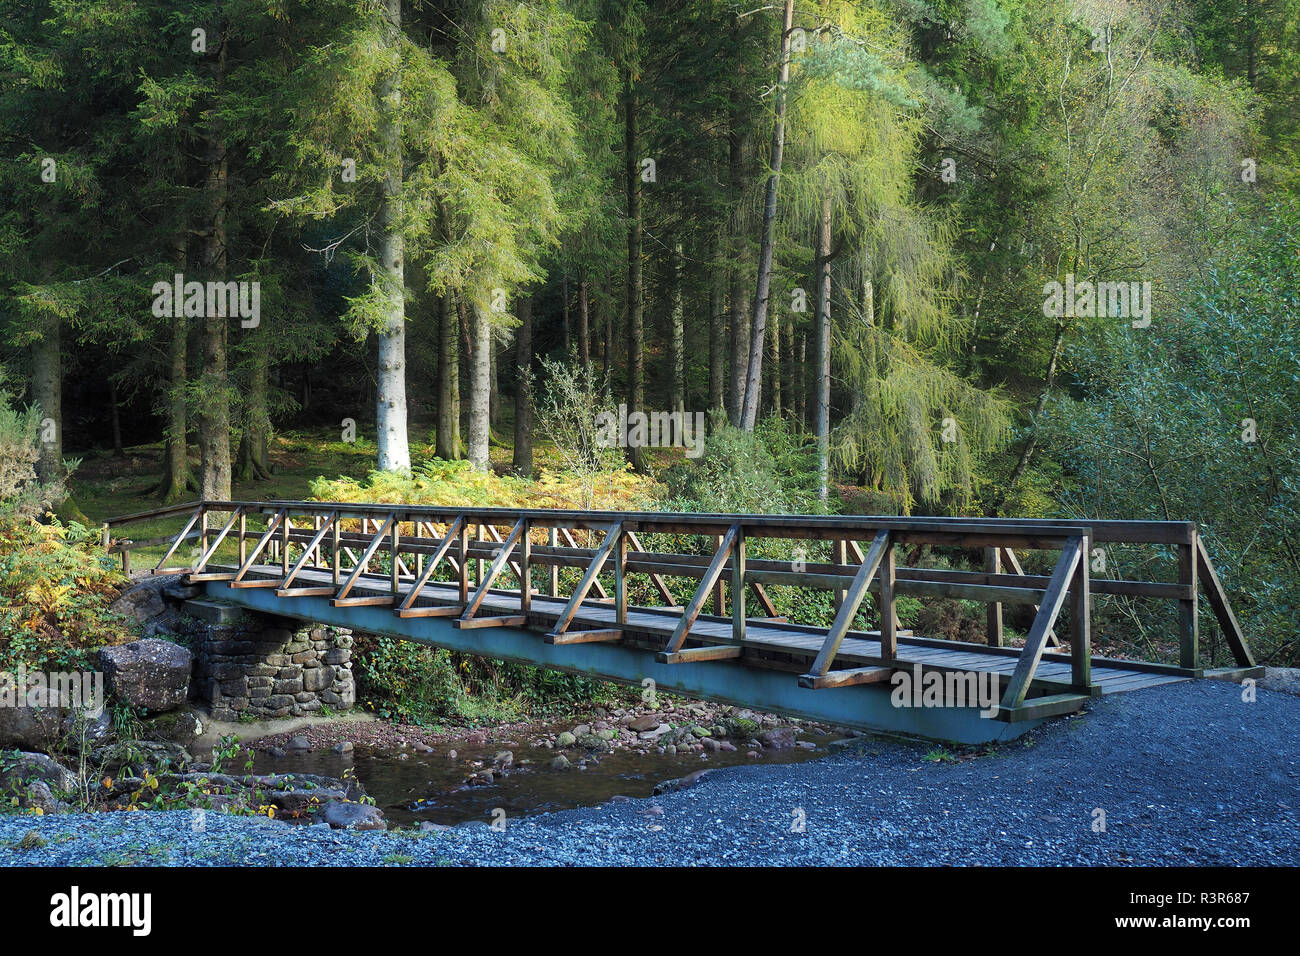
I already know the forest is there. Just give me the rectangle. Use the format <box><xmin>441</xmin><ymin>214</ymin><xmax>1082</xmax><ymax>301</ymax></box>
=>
<box><xmin>1</xmin><ymin>0</ymin><xmax>1298</xmax><ymax>667</ymax></box>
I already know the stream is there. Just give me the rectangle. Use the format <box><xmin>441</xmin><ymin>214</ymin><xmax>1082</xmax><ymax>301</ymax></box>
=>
<box><xmin>250</xmin><ymin>721</ymin><xmax>843</xmax><ymax>828</ymax></box>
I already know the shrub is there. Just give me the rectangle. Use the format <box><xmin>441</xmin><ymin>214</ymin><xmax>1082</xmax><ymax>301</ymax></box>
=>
<box><xmin>0</xmin><ymin>518</ymin><xmax>131</xmax><ymax>671</ymax></box>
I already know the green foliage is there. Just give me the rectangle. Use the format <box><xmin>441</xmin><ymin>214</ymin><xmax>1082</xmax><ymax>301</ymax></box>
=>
<box><xmin>0</xmin><ymin>378</ymin><xmax>64</xmax><ymax>521</ymax></box>
<box><xmin>0</xmin><ymin>516</ymin><xmax>131</xmax><ymax>671</ymax></box>
<box><xmin>1042</xmin><ymin>200</ymin><xmax>1300</xmax><ymax>663</ymax></box>
<box><xmin>662</xmin><ymin>416</ymin><xmax>825</xmax><ymax>516</ymax></box>
<box><xmin>353</xmin><ymin>635</ymin><xmax>609</xmax><ymax>725</ymax></box>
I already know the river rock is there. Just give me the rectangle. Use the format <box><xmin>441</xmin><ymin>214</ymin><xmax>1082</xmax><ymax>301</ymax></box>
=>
<box><xmin>142</xmin><ymin>707</ymin><xmax>203</xmax><ymax>747</ymax></box>
<box><xmin>550</xmin><ymin>754</ymin><xmax>571</xmax><ymax>770</ymax></box>
<box><xmin>653</xmin><ymin>767</ymin><xmax>716</xmax><ymax>796</ymax></box>
<box><xmin>98</xmin><ymin>638</ymin><xmax>193</xmax><ymax>713</ymax></box>
<box><xmin>627</xmin><ymin>714</ymin><xmax>661</xmax><ymax>733</ymax></box>
<box><xmin>759</xmin><ymin>727</ymin><xmax>797</xmax><ymax>750</ymax></box>
<box><xmin>494</xmin><ymin>750</ymin><xmax>514</xmax><ymax>768</ymax></box>
<box><xmin>0</xmin><ymin>751</ymin><xmax>78</xmax><ymax>793</ymax></box>
<box><xmin>319</xmin><ymin>800</ymin><xmax>387</xmax><ymax>830</ymax></box>
<box><xmin>333</xmin><ymin>741</ymin><xmax>354</xmax><ymax>754</ymax></box>
<box><xmin>555</xmin><ymin>731</ymin><xmax>577</xmax><ymax>748</ymax></box>
<box><xmin>287</xmin><ymin>735</ymin><xmax>311</xmax><ymax>751</ymax></box>
<box><xmin>576</xmin><ymin>733</ymin><xmax>609</xmax><ymax>752</ymax></box>
<box><xmin>0</xmin><ymin>695</ymin><xmax>66</xmax><ymax>751</ymax></box>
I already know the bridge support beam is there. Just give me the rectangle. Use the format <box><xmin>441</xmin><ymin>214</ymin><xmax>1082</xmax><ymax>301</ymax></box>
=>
<box><xmin>204</xmin><ymin>584</ymin><xmax>1042</xmax><ymax>745</ymax></box>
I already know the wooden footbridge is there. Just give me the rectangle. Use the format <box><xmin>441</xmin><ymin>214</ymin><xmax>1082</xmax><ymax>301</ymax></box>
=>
<box><xmin>104</xmin><ymin>501</ymin><xmax>1261</xmax><ymax>743</ymax></box>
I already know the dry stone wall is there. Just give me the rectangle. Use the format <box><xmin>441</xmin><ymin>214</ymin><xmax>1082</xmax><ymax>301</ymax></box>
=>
<box><xmin>193</xmin><ymin>614</ymin><xmax>355</xmax><ymax>721</ymax></box>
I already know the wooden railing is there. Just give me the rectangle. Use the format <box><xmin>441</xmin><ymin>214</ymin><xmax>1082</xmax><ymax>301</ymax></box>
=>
<box><xmin>103</xmin><ymin>500</ymin><xmax>1256</xmax><ymax>712</ymax></box>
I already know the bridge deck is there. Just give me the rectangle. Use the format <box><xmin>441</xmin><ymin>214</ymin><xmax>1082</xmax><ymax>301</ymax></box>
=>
<box><xmin>226</xmin><ymin>563</ymin><xmax>1187</xmax><ymax>698</ymax></box>
<box><xmin>108</xmin><ymin>500</ymin><xmax>1261</xmax><ymax>742</ymax></box>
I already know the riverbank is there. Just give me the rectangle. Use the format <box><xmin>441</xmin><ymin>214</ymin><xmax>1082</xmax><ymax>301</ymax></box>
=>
<box><xmin>3</xmin><ymin>680</ymin><xmax>1296</xmax><ymax>866</ymax></box>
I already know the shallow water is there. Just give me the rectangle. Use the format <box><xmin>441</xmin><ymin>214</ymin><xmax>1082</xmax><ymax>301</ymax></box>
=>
<box><xmin>250</xmin><ymin>722</ymin><xmax>840</xmax><ymax>827</ymax></box>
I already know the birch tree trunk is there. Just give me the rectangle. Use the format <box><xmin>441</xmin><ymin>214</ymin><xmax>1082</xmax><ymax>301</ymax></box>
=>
<box><xmin>374</xmin><ymin>0</ymin><xmax>410</xmax><ymax>473</ymax></box>
<box><xmin>467</xmin><ymin>295</ymin><xmax>493</xmax><ymax>470</ymax></box>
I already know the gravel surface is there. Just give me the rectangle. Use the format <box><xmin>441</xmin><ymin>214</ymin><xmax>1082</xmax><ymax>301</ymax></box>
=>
<box><xmin>2</xmin><ymin>679</ymin><xmax>1296</xmax><ymax>866</ymax></box>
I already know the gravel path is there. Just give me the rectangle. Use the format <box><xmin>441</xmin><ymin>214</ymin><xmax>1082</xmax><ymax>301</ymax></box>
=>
<box><xmin>3</xmin><ymin>679</ymin><xmax>1296</xmax><ymax>866</ymax></box>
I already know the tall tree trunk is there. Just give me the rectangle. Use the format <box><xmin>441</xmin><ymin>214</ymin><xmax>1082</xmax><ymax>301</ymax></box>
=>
<box><xmin>374</xmin><ymin>0</ymin><xmax>410</xmax><ymax>473</ymax></box>
<box><xmin>196</xmin><ymin>26</ymin><xmax>231</xmax><ymax>500</ymax></box>
<box><xmin>768</xmin><ymin>307</ymin><xmax>781</xmax><ymax>417</ymax></box>
<box><xmin>436</xmin><ymin>294</ymin><xmax>459</xmax><ymax>459</ymax></box>
<box><xmin>513</xmin><ymin>294</ymin><xmax>534</xmax><ymax>476</ymax></box>
<box><xmin>814</xmin><ymin>193</ymin><xmax>832</xmax><ymax>501</ymax></box>
<box><xmin>623</xmin><ymin>68</ymin><xmax>645</xmax><ymax>470</ymax></box>
<box><xmin>235</xmin><ymin>356</ymin><xmax>272</xmax><ymax>481</ymax></box>
<box><xmin>780</xmin><ymin>312</ymin><xmax>793</xmax><ymax>422</ymax></box>
<box><xmin>457</xmin><ymin>295</ymin><xmax>471</xmax><ymax>445</ymax></box>
<box><xmin>729</xmin><ymin>280</ymin><xmax>750</xmax><ymax>424</ymax></box>
<box><xmin>669</xmin><ymin>241</ymin><xmax>685</xmax><ymax>414</ymax></box>
<box><xmin>31</xmin><ymin>314</ymin><xmax>61</xmax><ymax>483</ymax></box>
<box><xmin>576</xmin><ymin>278</ymin><xmax>590</xmax><ymax>371</ymax></box>
<box><xmin>467</xmin><ymin>295</ymin><xmax>492</xmax><ymax>470</ymax></box>
<box><xmin>708</xmin><ymin>235</ymin><xmax>726</xmax><ymax>425</ymax></box>
<box><xmin>561</xmin><ymin>273</ymin><xmax>571</xmax><ymax>356</ymax></box>
<box><xmin>1000</xmin><ymin>321</ymin><xmax>1066</xmax><ymax>509</ymax></box>
<box><xmin>790</xmin><ymin>335</ymin><xmax>800</xmax><ymax>429</ymax></box>
<box><xmin>489</xmin><ymin>333</ymin><xmax>499</xmax><ymax>430</ymax></box>
<box><xmin>108</xmin><ymin>377</ymin><xmax>124</xmax><ymax>457</ymax></box>
<box><xmin>158</xmin><ymin>309</ymin><xmax>195</xmax><ymax>501</ymax></box>
<box><xmin>602</xmin><ymin>295</ymin><xmax>612</xmax><ymax>382</ymax></box>
<box><xmin>740</xmin><ymin>0</ymin><xmax>794</xmax><ymax>430</ymax></box>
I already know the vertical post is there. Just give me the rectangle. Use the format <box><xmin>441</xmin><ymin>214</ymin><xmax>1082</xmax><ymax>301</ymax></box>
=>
<box><xmin>548</xmin><ymin>526</ymin><xmax>558</xmax><ymax>596</ymax></box>
<box><xmin>985</xmin><ymin>546</ymin><xmax>1003</xmax><ymax>647</ymax></box>
<box><xmin>199</xmin><ymin>508</ymin><xmax>208</xmax><ymax>566</ymax></box>
<box><xmin>614</xmin><ymin>526</ymin><xmax>626</xmax><ymax>625</ymax></box>
<box><xmin>879</xmin><ymin>534</ymin><xmax>897</xmax><ymax>659</ymax></box>
<box><xmin>476</xmin><ymin>524</ymin><xmax>484</xmax><ymax>588</ymax></box>
<box><xmin>100</xmin><ymin>523</ymin><xmax>110</xmax><ymax>550</ymax></box>
<box><xmin>239</xmin><ymin>512</ymin><xmax>247</xmax><ymax>565</ymax></box>
<box><xmin>390</xmin><ymin>517</ymin><xmax>400</xmax><ymax>596</ymax></box>
<box><xmin>122</xmin><ymin>548</ymin><xmax>131</xmax><ymax>576</ymax></box>
<box><xmin>833</xmin><ymin>537</ymin><xmax>848</xmax><ymax>611</ymax></box>
<box><xmin>281</xmin><ymin>517</ymin><xmax>291</xmax><ymax>574</ymax></box>
<box><xmin>520</xmin><ymin>519</ymin><xmax>532</xmax><ymax>614</ymax></box>
<box><xmin>1178</xmin><ymin>531</ymin><xmax>1199</xmax><ymax>669</ymax></box>
<box><xmin>458</xmin><ymin>520</ymin><xmax>470</xmax><ymax>602</ymax></box>
<box><xmin>548</xmin><ymin>528</ymin><xmax>559</xmax><ymax>595</ymax></box>
<box><xmin>332</xmin><ymin>518</ymin><xmax>340</xmax><ymax>587</ymax></box>
<box><xmin>732</xmin><ymin>528</ymin><xmax>747</xmax><ymax>643</ymax></box>
<box><xmin>713</xmin><ymin>533</ymin><xmax>726</xmax><ymax>615</ymax></box>
<box><xmin>1071</xmin><ymin>534</ymin><xmax>1091</xmax><ymax>689</ymax></box>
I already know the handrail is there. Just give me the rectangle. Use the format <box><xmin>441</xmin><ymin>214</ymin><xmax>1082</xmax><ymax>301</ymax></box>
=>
<box><xmin>101</xmin><ymin>499</ymin><xmax>1254</xmax><ymax>683</ymax></box>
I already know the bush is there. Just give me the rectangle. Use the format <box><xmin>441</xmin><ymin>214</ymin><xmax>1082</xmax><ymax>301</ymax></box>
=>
<box><xmin>353</xmin><ymin>634</ymin><xmax>614</xmax><ymax>726</ymax></box>
<box><xmin>0</xmin><ymin>518</ymin><xmax>131</xmax><ymax>671</ymax></box>
<box><xmin>0</xmin><ymin>380</ymin><xmax>66</xmax><ymax>522</ymax></box>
